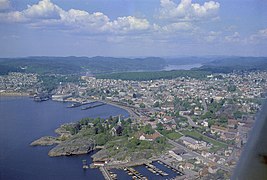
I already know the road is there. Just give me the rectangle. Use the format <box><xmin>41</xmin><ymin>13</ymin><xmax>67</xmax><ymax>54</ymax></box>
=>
<box><xmin>167</xmin><ymin>139</ymin><xmax>231</xmax><ymax>172</ymax></box>
<box><xmin>180</xmin><ymin>114</ymin><xmax>199</xmax><ymax>128</ymax></box>
<box><xmin>104</xmin><ymin>100</ymin><xmax>140</xmax><ymax>120</ymax></box>
<box><xmin>202</xmin><ymin>98</ymin><xmax>208</xmax><ymax>114</ymax></box>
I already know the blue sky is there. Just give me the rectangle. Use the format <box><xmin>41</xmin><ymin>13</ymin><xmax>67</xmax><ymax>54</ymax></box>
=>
<box><xmin>0</xmin><ymin>0</ymin><xmax>267</xmax><ymax>57</ymax></box>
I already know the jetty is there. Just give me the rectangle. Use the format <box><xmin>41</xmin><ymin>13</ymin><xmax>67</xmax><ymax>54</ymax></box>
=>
<box><xmin>158</xmin><ymin>159</ymin><xmax>184</xmax><ymax>176</ymax></box>
<box><xmin>67</xmin><ymin>101</ymin><xmax>92</xmax><ymax>108</ymax></box>
<box><xmin>145</xmin><ymin>163</ymin><xmax>168</xmax><ymax>176</ymax></box>
<box><xmin>124</xmin><ymin>167</ymin><xmax>147</xmax><ymax>180</ymax></box>
<box><xmin>81</xmin><ymin>101</ymin><xmax>106</xmax><ymax>110</ymax></box>
<box><xmin>100</xmin><ymin>167</ymin><xmax>113</xmax><ymax>180</ymax></box>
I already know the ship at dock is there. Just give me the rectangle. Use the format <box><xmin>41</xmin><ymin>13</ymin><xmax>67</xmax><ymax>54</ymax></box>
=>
<box><xmin>81</xmin><ymin>101</ymin><xmax>106</xmax><ymax>110</ymax></box>
<box><xmin>67</xmin><ymin>101</ymin><xmax>92</xmax><ymax>108</ymax></box>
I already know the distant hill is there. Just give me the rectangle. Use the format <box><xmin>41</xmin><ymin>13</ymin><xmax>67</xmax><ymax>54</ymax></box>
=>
<box><xmin>0</xmin><ymin>56</ymin><xmax>166</xmax><ymax>75</ymax></box>
<box><xmin>199</xmin><ymin>57</ymin><xmax>267</xmax><ymax>73</ymax></box>
<box><xmin>164</xmin><ymin>56</ymin><xmax>214</xmax><ymax>65</ymax></box>
<box><xmin>0</xmin><ymin>56</ymin><xmax>266</xmax><ymax>76</ymax></box>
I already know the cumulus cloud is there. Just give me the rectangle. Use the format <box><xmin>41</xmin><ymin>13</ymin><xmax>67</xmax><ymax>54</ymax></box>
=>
<box><xmin>0</xmin><ymin>0</ymin><xmax>60</xmax><ymax>22</ymax></box>
<box><xmin>159</xmin><ymin>0</ymin><xmax>220</xmax><ymax>21</ymax></box>
<box><xmin>0</xmin><ymin>0</ymin><xmax>211</xmax><ymax>42</ymax></box>
<box><xmin>23</xmin><ymin>0</ymin><xmax>61</xmax><ymax>19</ymax></box>
<box><xmin>107</xmin><ymin>16</ymin><xmax>150</xmax><ymax>33</ymax></box>
<box><xmin>161</xmin><ymin>22</ymin><xmax>196</xmax><ymax>32</ymax></box>
<box><xmin>204</xmin><ymin>31</ymin><xmax>221</xmax><ymax>42</ymax></box>
<box><xmin>251</xmin><ymin>28</ymin><xmax>267</xmax><ymax>39</ymax></box>
<box><xmin>0</xmin><ymin>0</ymin><xmax>151</xmax><ymax>34</ymax></box>
<box><xmin>225</xmin><ymin>32</ymin><xmax>241</xmax><ymax>43</ymax></box>
<box><xmin>248</xmin><ymin>28</ymin><xmax>267</xmax><ymax>44</ymax></box>
<box><xmin>0</xmin><ymin>0</ymin><xmax>10</xmax><ymax>10</ymax></box>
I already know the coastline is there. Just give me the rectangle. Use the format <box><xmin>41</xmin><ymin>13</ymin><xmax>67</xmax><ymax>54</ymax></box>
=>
<box><xmin>104</xmin><ymin>100</ymin><xmax>139</xmax><ymax>120</ymax></box>
<box><xmin>0</xmin><ymin>92</ymin><xmax>29</xmax><ymax>97</ymax></box>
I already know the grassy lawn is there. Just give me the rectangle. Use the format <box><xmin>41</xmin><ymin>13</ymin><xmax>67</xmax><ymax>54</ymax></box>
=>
<box><xmin>180</xmin><ymin>130</ymin><xmax>227</xmax><ymax>151</ymax></box>
<box><xmin>166</xmin><ymin>132</ymin><xmax>183</xmax><ymax>140</ymax></box>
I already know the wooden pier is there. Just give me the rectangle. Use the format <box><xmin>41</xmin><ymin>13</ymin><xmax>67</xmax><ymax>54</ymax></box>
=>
<box><xmin>124</xmin><ymin>167</ymin><xmax>147</xmax><ymax>180</ymax></box>
<box><xmin>158</xmin><ymin>159</ymin><xmax>184</xmax><ymax>176</ymax></box>
<box><xmin>145</xmin><ymin>163</ymin><xmax>168</xmax><ymax>176</ymax></box>
<box><xmin>99</xmin><ymin>167</ymin><xmax>113</xmax><ymax>180</ymax></box>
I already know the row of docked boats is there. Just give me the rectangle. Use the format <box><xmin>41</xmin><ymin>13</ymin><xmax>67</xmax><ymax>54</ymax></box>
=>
<box><xmin>107</xmin><ymin>169</ymin><xmax>118</xmax><ymax>180</ymax></box>
<box><xmin>145</xmin><ymin>163</ymin><xmax>168</xmax><ymax>176</ymax></box>
<box><xmin>159</xmin><ymin>160</ymin><xmax>184</xmax><ymax>176</ymax></box>
<box><xmin>123</xmin><ymin>167</ymin><xmax>148</xmax><ymax>180</ymax></box>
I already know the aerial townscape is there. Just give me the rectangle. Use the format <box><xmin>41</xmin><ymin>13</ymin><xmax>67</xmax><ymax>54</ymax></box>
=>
<box><xmin>1</xmin><ymin>0</ymin><xmax>267</xmax><ymax>179</ymax></box>
<box><xmin>0</xmin><ymin>57</ymin><xmax>266</xmax><ymax>179</ymax></box>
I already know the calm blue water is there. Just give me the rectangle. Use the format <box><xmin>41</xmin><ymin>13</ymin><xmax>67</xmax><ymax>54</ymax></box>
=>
<box><xmin>163</xmin><ymin>63</ymin><xmax>202</xmax><ymax>71</ymax></box>
<box><xmin>0</xmin><ymin>96</ymin><xmax>129</xmax><ymax>180</ymax></box>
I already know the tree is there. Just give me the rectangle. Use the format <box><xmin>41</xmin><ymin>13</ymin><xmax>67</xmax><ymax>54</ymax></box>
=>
<box><xmin>156</xmin><ymin>123</ymin><xmax>164</xmax><ymax>132</ymax></box>
<box><xmin>153</xmin><ymin>101</ymin><xmax>160</xmax><ymax>108</ymax></box>
<box><xmin>96</xmin><ymin>134</ymin><xmax>108</xmax><ymax>145</ymax></box>
<box><xmin>228</xmin><ymin>85</ymin><xmax>237</xmax><ymax>92</ymax></box>
<box><xmin>219</xmin><ymin>116</ymin><xmax>228</xmax><ymax>124</ymax></box>
<box><xmin>155</xmin><ymin>136</ymin><xmax>166</xmax><ymax>144</ymax></box>
<box><xmin>140</xmin><ymin>103</ymin><xmax>145</xmax><ymax>108</ymax></box>
<box><xmin>233</xmin><ymin>111</ymin><xmax>243</xmax><ymax>119</ymax></box>
<box><xmin>143</xmin><ymin>124</ymin><xmax>155</xmax><ymax>134</ymax></box>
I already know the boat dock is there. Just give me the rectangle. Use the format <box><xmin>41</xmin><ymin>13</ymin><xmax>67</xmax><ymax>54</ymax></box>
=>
<box><xmin>81</xmin><ymin>101</ymin><xmax>106</xmax><ymax>110</ymax></box>
<box><xmin>100</xmin><ymin>167</ymin><xmax>113</xmax><ymax>180</ymax></box>
<box><xmin>67</xmin><ymin>101</ymin><xmax>93</xmax><ymax>108</ymax></box>
<box><xmin>158</xmin><ymin>159</ymin><xmax>184</xmax><ymax>176</ymax></box>
<box><xmin>124</xmin><ymin>167</ymin><xmax>147</xmax><ymax>180</ymax></box>
<box><xmin>145</xmin><ymin>163</ymin><xmax>168</xmax><ymax>176</ymax></box>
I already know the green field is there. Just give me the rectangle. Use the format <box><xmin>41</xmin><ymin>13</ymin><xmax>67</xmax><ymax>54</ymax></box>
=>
<box><xmin>166</xmin><ymin>132</ymin><xmax>183</xmax><ymax>140</ymax></box>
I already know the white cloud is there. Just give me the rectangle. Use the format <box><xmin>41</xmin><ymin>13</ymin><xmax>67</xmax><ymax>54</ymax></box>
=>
<box><xmin>107</xmin><ymin>16</ymin><xmax>150</xmax><ymax>33</ymax></box>
<box><xmin>161</xmin><ymin>22</ymin><xmax>196</xmax><ymax>32</ymax></box>
<box><xmin>159</xmin><ymin>0</ymin><xmax>220</xmax><ymax>21</ymax></box>
<box><xmin>0</xmin><ymin>0</ymin><xmax>10</xmax><ymax>10</ymax></box>
<box><xmin>23</xmin><ymin>0</ymin><xmax>61</xmax><ymax>19</ymax></box>
<box><xmin>0</xmin><ymin>0</ymin><xmax>60</xmax><ymax>22</ymax></box>
<box><xmin>204</xmin><ymin>31</ymin><xmax>221</xmax><ymax>42</ymax></box>
<box><xmin>258</xmin><ymin>28</ymin><xmax>267</xmax><ymax>38</ymax></box>
<box><xmin>248</xmin><ymin>28</ymin><xmax>267</xmax><ymax>44</ymax></box>
<box><xmin>225</xmin><ymin>32</ymin><xmax>241</xmax><ymax>43</ymax></box>
<box><xmin>0</xmin><ymin>0</ymin><xmax>215</xmax><ymax>43</ymax></box>
<box><xmin>0</xmin><ymin>0</ymin><xmax>151</xmax><ymax>34</ymax></box>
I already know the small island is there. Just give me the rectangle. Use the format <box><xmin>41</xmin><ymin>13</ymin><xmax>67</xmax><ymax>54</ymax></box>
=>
<box><xmin>31</xmin><ymin>116</ymin><xmax>170</xmax><ymax>163</ymax></box>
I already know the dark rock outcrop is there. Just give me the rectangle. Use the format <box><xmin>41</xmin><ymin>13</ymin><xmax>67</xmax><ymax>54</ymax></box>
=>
<box><xmin>30</xmin><ymin>136</ymin><xmax>61</xmax><ymax>146</ymax></box>
<box><xmin>48</xmin><ymin>136</ymin><xmax>94</xmax><ymax>157</ymax></box>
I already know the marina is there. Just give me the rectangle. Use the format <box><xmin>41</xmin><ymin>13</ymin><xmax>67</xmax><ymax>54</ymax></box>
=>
<box><xmin>105</xmin><ymin>160</ymin><xmax>184</xmax><ymax>180</ymax></box>
<box><xmin>145</xmin><ymin>163</ymin><xmax>168</xmax><ymax>176</ymax></box>
<box><xmin>124</xmin><ymin>167</ymin><xmax>147</xmax><ymax>180</ymax></box>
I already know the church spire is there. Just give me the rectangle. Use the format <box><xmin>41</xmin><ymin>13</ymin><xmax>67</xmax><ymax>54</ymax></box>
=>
<box><xmin>118</xmin><ymin>115</ymin><xmax>122</xmax><ymax>126</ymax></box>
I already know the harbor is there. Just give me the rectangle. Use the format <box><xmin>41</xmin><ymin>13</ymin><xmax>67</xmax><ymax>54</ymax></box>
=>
<box><xmin>93</xmin><ymin>160</ymin><xmax>184</xmax><ymax>180</ymax></box>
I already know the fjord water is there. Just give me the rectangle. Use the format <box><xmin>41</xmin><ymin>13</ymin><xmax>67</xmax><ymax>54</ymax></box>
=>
<box><xmin>0</xmin><ymin>96</ymin><xmax>129</xmax><ymax>180</ymax></box>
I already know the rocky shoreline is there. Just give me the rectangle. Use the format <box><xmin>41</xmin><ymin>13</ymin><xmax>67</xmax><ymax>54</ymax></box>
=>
<box><xmin>30</xmin><ymin>125</ymin><xmax>95</xmax><ymax>157</ymax></box>
<box><xmin>48</xmin><ymin>136</ymin><xmax>94</xmax><ymax>156</ymax></box>
<box><xmin>30</xmin><ymin>136</ymin><xmax>61</xmax><ymax>146</ymax></box>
